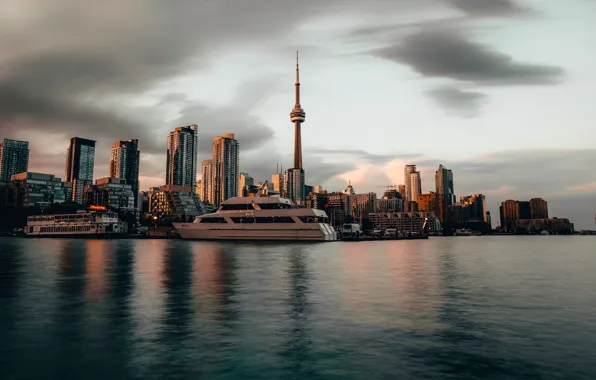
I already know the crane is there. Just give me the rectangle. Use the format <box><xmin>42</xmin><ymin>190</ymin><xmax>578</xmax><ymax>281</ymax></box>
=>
<box><xmin>255</xmin><ymin>180</ymin><xmax>270</xmax><ymax>197</ymax></box>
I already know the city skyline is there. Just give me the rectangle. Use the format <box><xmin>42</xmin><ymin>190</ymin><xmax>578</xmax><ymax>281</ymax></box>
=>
<box><xmin>0</xmin><ymin>1</ymin><xmax>595</xmax><ymax>228</ymax></box>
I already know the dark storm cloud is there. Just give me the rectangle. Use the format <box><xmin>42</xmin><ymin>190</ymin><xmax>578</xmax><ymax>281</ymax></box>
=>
<box><xmin>374</xmin><ymin>30</ymin><xmax>563</xmax><ymax>85</ymax></box>
<box><xmin>0</xmin><ymin>0</ymin><xmax>356</xmax><ymax>154</ymax></box>
<box><xmin>427</xmin><ymin>86</ymin><xmax>488</xmax><ymax>117</ymax></box>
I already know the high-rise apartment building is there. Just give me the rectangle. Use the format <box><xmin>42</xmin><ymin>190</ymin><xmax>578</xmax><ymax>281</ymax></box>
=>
<box><xmin>110</xmin><ymin>139</ymin><xmax>140</xmax><ymax>209</ymax></box>
<box><xmin>408</xmin><ymin>171</ymin><xmax>422</xmax><ymax>203</ymax></box>
<box><xmin>499</xmin><ymin>200</ymin><xmax>518</xmax><ymax>231</ymax></box>
<box><xmin>517</xmin><ymin>201</ymin><xmax>531</xmax><ymax>220</ymax></box>
<box><xmin>460</xmin><ymin>194</ymin><xmax>487</xmax><ymax>222</ymax></box>
<box><xmin>272</xmin><ymin>173</ymin><xmax>285</xmax><ymax>196</ymax></box>
<box><xmin>201</xmin><ymin>160</ymin><xmax>214</xmax><ymax>204</ymax></box>
<box><xmin>65</xmin><ymin>137</ymin><xmax>96</xmax><ymax>204</ymax></box>
<box><xmin>0</xmin><ymin>139</ymin><xmax>29</xmax><ymax>182</ymax></box>
<box><xmin>212</xmin><ymin>133</ymin><xmax>239</xmax><ymax>204</ymax></box>
<box><xmin>239</xmin><ymin>173</ymin><xmax>254</xmax><ymax>197</ymax></box>
<box><xmin>195</xmin><ymin>180</ymin><xmax>203</xmax><ymax>201</ymax></box>
<box><xmin>398</xmin><ymin>185</ymin><xmax>406</xmax><ymax>199</ymax></box>
<box><xmin>530</xmin><ymin>198</ymin><xmax>548</xmax><ymax>219</ymax></box>
<box><xmin>287</xmin><ymin>52</ymin><xmax>306</xmax><ymax>204</ymax></box>
<box><xmin>435</xmin><ymin>164</ymin><xmax>455</xmax><ymax>205</ymax></box>
<box><xmin>418</xmin><ymin>192</ymin><xmax>443</xmax><ymax>220</ymax></box>
<box><xmin>166</xmin><ymin>125</ymin><xmax>198</xmax><ymax>192</ymax></box>
<box><xmin>404</xmin><ymin>165</ymin><xmax>417</xmax><ymax>202</ymax></box>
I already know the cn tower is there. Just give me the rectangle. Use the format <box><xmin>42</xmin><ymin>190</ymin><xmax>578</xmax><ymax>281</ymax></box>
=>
<box><xmin>290</xmin><ymin>51</ymin><xmax>305</xmax><ymax>169</ymax></box>
<box><xmin>286</xmin><ymin>51</ymin><xmax>306</xmax><ymax>204</ymax></box>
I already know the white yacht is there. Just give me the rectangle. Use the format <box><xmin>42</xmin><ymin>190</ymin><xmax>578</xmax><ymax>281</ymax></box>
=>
<box><xmin>173</xmin><ymin>197</ymin><xmax>337</xmax><ymax>241</ymax></box>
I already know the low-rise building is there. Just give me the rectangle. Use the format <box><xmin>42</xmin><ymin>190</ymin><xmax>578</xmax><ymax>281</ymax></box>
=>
<box><xmin>8</xmin><ymin>172</ymin><xmax>66</xmax><ymax>208</ymax></box>
<box><xmin>369</xmin><ymin>212</ymin><xmax>440</xmax><ymax>234</ymax></box>
<box><xmin>84</xmin><ymin>177</ymin><xmax>135</xmax><ymax>211</ymax></box>
<box><xmin>149</xmin><ymin>185</ymin><xmax>204</xmax><ymax>222</ymax></box>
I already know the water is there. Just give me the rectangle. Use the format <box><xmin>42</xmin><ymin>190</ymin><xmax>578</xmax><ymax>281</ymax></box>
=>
<box><xmin>0</xmin><ymin>237</ymin><xmax>595</xmax><ymax>380</ymax></box>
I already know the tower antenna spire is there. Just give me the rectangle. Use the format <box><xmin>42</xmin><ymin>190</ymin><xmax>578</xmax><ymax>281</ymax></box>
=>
<box><xmin>295</xmin><ymin>50</ymin><xmax>300</xmax><ymax>106</ymax></box>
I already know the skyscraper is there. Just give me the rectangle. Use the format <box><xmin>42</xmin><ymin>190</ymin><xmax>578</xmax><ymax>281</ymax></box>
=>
<box><xmin>272</xmin><ymin>173</ymin><xmax>285</xmax><ymax>196</ymax></box>
<box><xmin>404</xmin><ymin>165</ymin><xmax>419</xmax><ymax>202</ymax></box>
<box><xmin>435</xmin><ymin>164</ymin><xmax>455</xmax><ymax>221</ymax></box>
<box><xmin>286</xmin><ymin>51</ymin><xmax>306</xmax><ymax>204</ymax></box>
<box><xmin>0</xmin><ymin>138</ymin><xmax>29</xmax><ymax>182</ymax></box>
<box><xmin>435</xmin><ymin>164</ymin><xmax>455</xmax><ymax>204</ymax></box>
<box><xmin>239</xmin><ymin>173</ymin><xmax>254</xmax><ymax>197</ymax></box>
<box><xmin>166</xmin><ymin>125</ymin><xmax>198</xmax><ymax>192</ymax></box>
<box><xmin>212</xmin><ymin>133</ymin><xmax>239</xmax><ymax>204</ymax></box>
<box><xmin>499</xmin><ymin>199</ymin><xmax>518</xmax><ymax>231</ymax></box>
<box><xmin>65</xmin><ymin>137</ymin><xmax>96</xmax><ymax>204</ymax></box>
<box><xmin>407</xmin><ymin>170</ymin><xmax>422</xmax><ymax>203</ymax></box>
<box><xmin>110</xmin><ymin>139</ymin><xmax>140</xmax><ymax>209</ymax></box>
<box><xmin>529</xmin><ymin>198</ymin><xmax>548</xmax><ymax>219</ymax></box>
<box><xmin>461</xmin><ymin>194</ymin><xmax>487</xmax><ymax>222</ymax></box>
<box><xmin>201</xmin><ymin>160</ymin><xmax>214</xmax><ymax>204</ymax></box>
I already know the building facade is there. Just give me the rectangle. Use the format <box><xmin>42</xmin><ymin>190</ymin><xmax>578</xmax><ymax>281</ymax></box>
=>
<box><xmin>517</xmin><ymin>201</ymin><xmax>531</xmax><ymax>220</ymax></box>
<box><xmin>460</xmin><ymin>194</ymin><xmax>487</xmax><ymax>222</ymax></box>
<box><xmin>212</xmin><ymin>133</ymin><xmax>239</xmax><ymax>204</ymax></box>
<box><xmin>110</xmin><ymin>139</ymin><xmax>140</xmax><ymax>209</ymax></box>
<box><xmin>201</xmin><ymin>159</ymin><xmax>215</xmax><ymax>204</ymax></box>
<box><xmin>499</xmin><ymin>200</ymin><xmax>519</xmax><ymax>231</ymax></box>
<box><xmin>239</xmin><ymin>173</ymin><xmax>254</xmax><ymax>197</ymax></box>
<box><xmin>404</xmin><ymin>166</ymin><xmax>422</xmax><ymax>203</ymax></box>
<box><xmin>84</xmin><ymin>177</ymin><xmax>135</xmax><ymax>211</ymax></box>
<box><xmin>285</xmin><ymin>168</ymin><xmax>305</xmax><ymax>204</ymax></box>
<box><xmin>272</xmin><ymin>173</ymin><xmax>285</xmax><ymax>197</ymax></box>
<box><xmin>166</xmin><ymin>125</ymin><xmax>198</xmax><ymax>192</ymax></box>
<box><xmin>0</xmin><ymin>139</ymin><xmax>29</xmax><ymax>182</ymax></box>
<box><xmin>65</xmin><ymin>137</ymin><xmax>96</xmax><ymax>204</ymax></box>
<box><xmin>418</xmin><ymin>192</ymin><xmax>444</xmax><ymax>221</ymax></box>
<box><xmin>369</xmin><ymin>212</ymin><xmax>440</xmax><ymax>234</ymax></box>
<box><xmin>530</xmin><ymin>198</ymin><xmax>548</xmax><ymax>219</ymax></box>
<box><xmin>8</xmin><ymin>172</ymin><xmax>66</xmax><ymax>208</ymax></box>
<box><xmin>149</xmin><ymin>185</ymin><xmax>204</xmax><ymax>222</ymax></box>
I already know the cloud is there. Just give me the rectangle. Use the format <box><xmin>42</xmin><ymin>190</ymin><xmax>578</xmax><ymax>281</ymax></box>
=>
<box><xmin>446</xmin><ymin>0</ymin><xmax>529</xmax><ymax>16</ymax></box>
<box><xmin>374</xmin><ymin>30</ymin><xmax>563</xmax><ymax>85</ymax></box>
<box><xmin>427</xmin><ymin>86</ymin><xmax>488</xmax><ymax>117</ymax></box>
<box><xmin>305</xmin><ymin>147</ymin><xmax>415</xmax><ymax>165</ymax></box>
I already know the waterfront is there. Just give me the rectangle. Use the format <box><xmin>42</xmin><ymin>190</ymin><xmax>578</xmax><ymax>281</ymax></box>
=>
<box><xmin>1</xmin><ymin>237</ymin><xmax>595</xmax><ymax>380</ymax></box>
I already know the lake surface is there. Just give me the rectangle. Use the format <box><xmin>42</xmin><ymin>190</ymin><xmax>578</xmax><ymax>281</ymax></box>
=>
<box><xmin>1</xmin><ymin>236</ymin><xmax>595</xmax><ymax>380</ymax></box>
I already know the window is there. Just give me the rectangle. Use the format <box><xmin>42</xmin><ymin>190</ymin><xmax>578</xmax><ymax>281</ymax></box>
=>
<box><xmin>220</xmin><ymin>204</ymin><xmax>255</xmax><ymax>211</ymax></box>
<box><xmin>199</xmin><ymin>217</ymin><xmax>228</xmax><ymax>224</ymax></box>
<box><xmin>230</xmin><ymin>217</ymin><xmax>295</xmax><ymax>223</ymax></box>
<box><xmin>299</xmin><ymin>216</ymin><xmax>326</xmax><ymax>223</ymax></box>
<box><xmin>230</xmin><ymin>217</ymin><xmax>255</xmax><ymax>223</ymax></box>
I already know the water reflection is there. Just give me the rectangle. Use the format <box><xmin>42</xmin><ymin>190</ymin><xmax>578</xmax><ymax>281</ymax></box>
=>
<box><xmin>281</xmin><ymin>246</ymin><xmax>315</xmax><ymax>378</ymax></box>
<box><xmin>0</xmin><ymin>239</ymin><xmax>24</xmax><ymax>374</ymax></box>
<box><xmin>153</xmin><ymin>241</ymin><xmax>195</xmax><ymax>377</ymax></box>
<box><xmin>192</xmin><ymin>243</ymin><xmax>226</xmax><ymax>322</ymax></box>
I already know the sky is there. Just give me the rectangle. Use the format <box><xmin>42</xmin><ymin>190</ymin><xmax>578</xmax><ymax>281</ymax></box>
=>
<box><xmin>0</xmin><ymin>0</ymin><xmax>595</xmax><ymax>228</ymax></box>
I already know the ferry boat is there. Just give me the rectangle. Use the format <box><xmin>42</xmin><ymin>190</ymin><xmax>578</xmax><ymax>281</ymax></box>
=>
<box><xmin>25</xmin><ymin>210</ymin><xmax>127</xmax><ymax>238</ymax></box>
<box><xmin>173</xmin><ymin>196</ymin><xmax>337</xmax><ymax>241</ymax></box>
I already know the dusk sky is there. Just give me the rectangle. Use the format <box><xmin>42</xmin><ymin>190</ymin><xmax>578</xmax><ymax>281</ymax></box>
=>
<box><xmin>1</xmin><ymin>0</ymin><xmax>595</xmax><ymax>228</ymax></box>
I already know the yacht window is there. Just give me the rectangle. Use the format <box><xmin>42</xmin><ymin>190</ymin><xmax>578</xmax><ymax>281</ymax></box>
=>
<box><xmin>199</xmin><ymin>217</ymin><xmax>228</xmax><ymax>224</ymax></box>
<box><xmin>256</xmin><ymin>203</ymin><xmax>281</xmax><ymax>210</ymax></box>
<box><xmin>299</xmin><ymin>216</ymin><xmax>325</xmax><ymax>223</ymax></box>
<box><xmin>220</xmin><ymin>204</ymin><xmax>255</xmax><ymax>211</ymax></box>
<box><xmin>231</xmin><ymin>217</ymin><xmax>255</xmax><ymax>223</ymax></box>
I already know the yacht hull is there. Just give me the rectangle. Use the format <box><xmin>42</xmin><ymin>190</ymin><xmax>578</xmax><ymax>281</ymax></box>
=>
<box><xmin>173</xmin><ymin>223</ymin><xmax>337</xmax><ymax>242</ymax></box>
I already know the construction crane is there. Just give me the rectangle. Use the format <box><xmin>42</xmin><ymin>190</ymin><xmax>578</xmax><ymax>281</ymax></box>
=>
<box><xmin>255</xmin><ymin>180</ymin><xmax>270</xmax><ymax>197</ymax></box>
